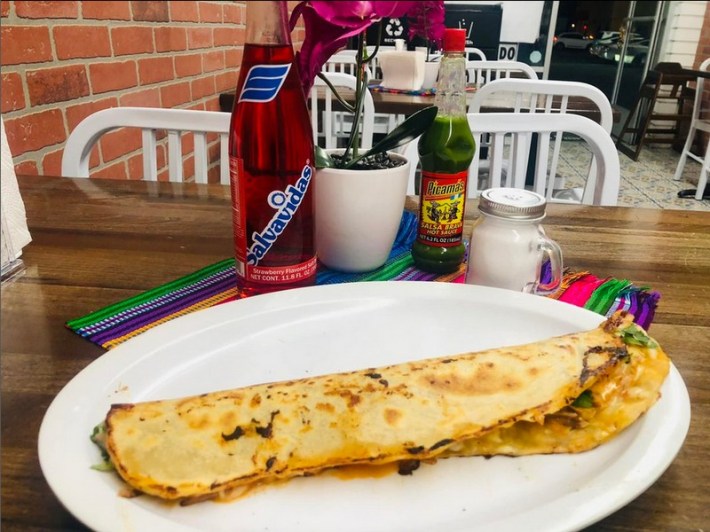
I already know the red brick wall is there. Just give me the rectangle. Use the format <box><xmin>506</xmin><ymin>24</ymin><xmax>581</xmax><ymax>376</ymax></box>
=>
<box><xmin>695</xmin><ymin>2</ymin><xmax>710</xmax><ymax>66</ymax></box>
<box><xmin>0</xmin><ymin>1</ymin><xmax>305</xmax><ymax>182</ymax></box>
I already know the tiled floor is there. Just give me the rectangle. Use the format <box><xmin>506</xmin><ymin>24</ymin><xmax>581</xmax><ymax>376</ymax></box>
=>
<box><xmin>558</xmin><ymin>141</ymin><xmax>709</xmax><ymax>211</ymax></box>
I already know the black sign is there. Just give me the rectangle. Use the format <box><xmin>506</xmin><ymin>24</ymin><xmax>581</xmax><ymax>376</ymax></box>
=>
<box><xmin>364</xmin><ymin>17</ymin><xmax>410</xmax><ymax>47</ymax></box>
<box><xmin>444</xmin><ymin>4</ymin><xmax>502</xmax><ymax>60</ymax></box>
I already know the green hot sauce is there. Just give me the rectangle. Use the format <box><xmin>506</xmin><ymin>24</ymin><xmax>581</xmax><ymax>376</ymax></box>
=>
<box><xmin>412</xmin><ymin>29</ymin><xmax>476</xmax><ymax>273</ymax></box>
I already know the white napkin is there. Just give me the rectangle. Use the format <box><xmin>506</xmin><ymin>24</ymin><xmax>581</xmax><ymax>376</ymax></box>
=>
<box><xmin>1</xmin><ymin>118</ymin><xmax>31</xmax><ymax>273</ymax></box>
<box><xmin>378</xmin><ymin>51</ymin><xmax>426</xmax><ymax>91</ymax></box>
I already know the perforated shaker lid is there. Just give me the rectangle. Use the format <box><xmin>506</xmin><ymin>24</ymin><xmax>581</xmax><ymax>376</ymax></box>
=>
<box><xmin>478</xmin><ymin>188</ymin><xmax>547</xmax><ymax>220</ymax></box>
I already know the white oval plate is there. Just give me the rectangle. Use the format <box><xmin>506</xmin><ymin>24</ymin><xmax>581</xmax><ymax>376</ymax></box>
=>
<box><xmin>39</xmin><ymin>282</ymin><xmax>690</xmax><ymax>532</ymax></box>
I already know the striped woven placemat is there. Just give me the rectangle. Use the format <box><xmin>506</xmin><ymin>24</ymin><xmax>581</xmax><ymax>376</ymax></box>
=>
<box><xmin>66</xmin><ymin>211</ymin><xmax>660</xmax><ymax>350</ymax></box>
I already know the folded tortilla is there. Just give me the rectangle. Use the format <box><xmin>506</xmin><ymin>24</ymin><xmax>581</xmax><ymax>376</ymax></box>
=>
<box><xmin>102</xmin><ymin>311</ymin><xmax>669</xmax><ymax>502</ymax></box>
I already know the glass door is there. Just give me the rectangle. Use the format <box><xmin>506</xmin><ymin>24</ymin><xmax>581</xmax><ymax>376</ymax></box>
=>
<box><xmin>610</xmin><ymin>1</ymin><xmax>665</xmax><ymax>133</ymax></box>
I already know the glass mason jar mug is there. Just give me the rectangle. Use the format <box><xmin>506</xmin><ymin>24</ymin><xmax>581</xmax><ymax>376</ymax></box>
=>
<box><xmin>465</xmin><ymin>188</ymin><xmax>563</xmax><ymax>294</ymax></box>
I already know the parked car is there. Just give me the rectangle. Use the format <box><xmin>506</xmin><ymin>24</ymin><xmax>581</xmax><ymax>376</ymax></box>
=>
<box><xmin>553</xmin><ymin>32</ymin><xmax>594</xmax><ymax>50</ymax></box>
<box><xmin>589</xmin><ymin>38</ymin><xmax>649</xmax><ymax>66</ymax></box>
<box><xmin>596</xmin><ymin>30</ymin><xmax>643</xmax><ymax>43</ymax></box>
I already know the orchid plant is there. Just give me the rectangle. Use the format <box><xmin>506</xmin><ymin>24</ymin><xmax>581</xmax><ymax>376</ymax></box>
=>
<box><xmin>407</xmin><ymin>1</ymin><xmax>445</xmax><ymax>61</ymax></box>
<box><xmin>289</xmin><ymin>1</ymin><xmax>445</xmax><ymax>169</ymax></box>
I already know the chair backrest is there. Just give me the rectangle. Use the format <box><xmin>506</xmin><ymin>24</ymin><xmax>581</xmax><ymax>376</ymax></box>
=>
<box><xmin>61</xmin><ymin>107</ymin><xmax>230</xmax><ymax>183</ymax></box>
<box><xmin>467</xmin><ymin>112</ymin><xmax>619</xmax><ymax>205</ymax></box>
<box><xmin>311</xmin><ymin>72</ymin><xmax>375</xmax><ymax>150</ymax></box>
<box><xmin>402</xmin><ymin>112</ymin><xmax>620</xmax><ymax>206</ymax></box>
<box><xmin>465</xmin><ymin>60</ymin><xmax>538</xmax><ymax>87</ymax></box>
<box><xmin>469</xmin><ymin>78</ymin><xmax>614</xmax><ymax>203</ymax></box>
<box><xmin>465</xmin><ymin>47</ymin><xmax>487</xmax><ymax>61</ymax></box>
<box><xmin>470</xmin><ymin>78</ymin><xmax>613</xmax><ymax>131</ymax></box>
<box><xmin>323</xmin><ymin>52</ymin><xmax>374</xmax><ymax>78</ymax></box>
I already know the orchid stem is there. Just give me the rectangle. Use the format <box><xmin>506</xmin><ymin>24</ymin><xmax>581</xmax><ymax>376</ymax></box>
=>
<box><xmin>343</xmin><ymin>32</ymin><xmax>367</xmax><ymax>163</ymax></box>
<box><xmin>364</xmin><ymin>23</ymin><xmax>383</xmax><ymax>67</ymax></box>
<box><xmin>316</xmin><ymin>72</ymin><xmax>355</xmax><ymax>113</ymax></box>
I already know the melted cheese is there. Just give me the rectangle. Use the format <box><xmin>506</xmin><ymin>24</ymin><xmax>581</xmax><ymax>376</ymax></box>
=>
<box><xmin>446</xmin><ymin>342</ymin><xmax>670</xmax><ymax>456</ymax></box>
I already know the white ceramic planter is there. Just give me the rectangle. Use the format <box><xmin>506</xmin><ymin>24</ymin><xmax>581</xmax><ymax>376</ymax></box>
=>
<box><xmin>315</xmin><ymin>151</ymin><xmax>410</xmax><ymax>273</ymax></box>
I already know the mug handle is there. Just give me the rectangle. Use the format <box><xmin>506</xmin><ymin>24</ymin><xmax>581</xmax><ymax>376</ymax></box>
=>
<box><xmin>526</xmin><ymin>233</ymin><xmax>563</xmax><ymax>295</ymax></box>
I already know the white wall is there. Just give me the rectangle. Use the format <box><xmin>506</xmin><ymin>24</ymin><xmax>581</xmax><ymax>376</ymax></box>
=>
<box><xmin>659</xmin><ymin>0</ymin><xmax>706</xmax><ymax>67</ymax></box>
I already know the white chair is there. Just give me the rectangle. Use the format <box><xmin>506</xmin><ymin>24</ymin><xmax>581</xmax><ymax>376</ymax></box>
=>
<box><xmin>673</xmin><ymin>57</ymin><xmax>710</xmax><ymax>199</ymax></box>
<box><xmin>465</xmin><ymin>47</ymin><xmax>487</xmax><ymax>61</ymax></box>
<box><xmin>324</xmin><ymin>52</ymin><xmax>374</xmax><ymax>78</ymax></box>
<box><xmin>467</xmin><ymin>112</ymin><xmax>619</xmax><ymax>205</ymax></box>
<box><xmin>311</xmin><ymin>72</ymin><xmax>375</xmax><ymax>150</ymax></box>
<box><xmin>325</xmin><ymin>51</ymin><xmax>396</xmax><ymax>138</ymax></box>
<box><xmin>469</xmin><ymin>78</ymin><xmax>614</xmax><ymax>203</ymax></box>
<box><xmin>334</xmin><ymin>46</ymin><xmax>395</xmax><ymax>79</ymax></box>
<box><xmin>61</xmin><ymin>107</ymin><xmax>230</xmax><ymax>184</ymax></box>
<box><xmin>465</xmin><ymin>60</ymin><xmax>538</xmax><ymax>87</ymax></box>
<box><xmin>402</xmin><ymin>112</ymin><xmax>620</xmax><ymax>206</ymax></box>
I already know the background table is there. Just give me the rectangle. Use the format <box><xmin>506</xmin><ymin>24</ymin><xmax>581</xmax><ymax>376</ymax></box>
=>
<box><xmin>219</xmin><ymin>84</ymin><xmax>621</xmax><ymax>125</ymax></box>
<box><xmin>1</xmin><ymin>175</ymin><xmax>708</xmax><ymax>531</ymax></box>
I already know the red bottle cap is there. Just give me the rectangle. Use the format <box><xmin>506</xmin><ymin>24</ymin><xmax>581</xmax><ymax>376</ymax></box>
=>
<box><xmin>443</xmin><ymin>28</ymin><xmax>466</xmax><ymax>52</ymax></box>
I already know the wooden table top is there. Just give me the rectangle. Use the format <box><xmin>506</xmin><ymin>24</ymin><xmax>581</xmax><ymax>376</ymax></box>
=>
<box><xmin>2</xmin><ymin>175</ymin><xmax>708</xmax><ymax>531</ymax></box>
<box><xmin>680</xmin><ymin>68</ymin><xmax>710</xmax><ymax>80</ymax></box>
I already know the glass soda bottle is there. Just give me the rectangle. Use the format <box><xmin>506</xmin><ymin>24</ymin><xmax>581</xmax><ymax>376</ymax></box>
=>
<box><xmin>412</xmin><ymin>28</ymin><xmax>476</xmax><ymax>273</ymax></box>
<box><xmin>228</xmin><ymin>0</ymin><xmax>316</xmax><ymax>296</ymax></box>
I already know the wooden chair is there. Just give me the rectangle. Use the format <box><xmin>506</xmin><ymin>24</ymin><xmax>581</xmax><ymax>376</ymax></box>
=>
<box><xmin>61</xmin><ymin>107</ymin><xmax>230</xmax><ymax>183</ymax></box>
<box><xmin>310</xmin><ymin>72</ymin><xmax>375</xmax><ymax>150</ymax></box>
<box><xmin>615</xmin><ymin>62</ymin><xmax>695</xmax><ymax>161</ymax></box>
<box><xmin>469</xmin><ymin>78</ymin><xmax>614</xmax><ymax>203</ymax></box>
<box><xmin>402</xmin><ymin>112</ymin><xmax>620</xmax><ymax>206</ymax></box>
<box><xmin>673</xmin><ymin>58</ymin><xmax>710</xmax><ymax>199</ymax></box>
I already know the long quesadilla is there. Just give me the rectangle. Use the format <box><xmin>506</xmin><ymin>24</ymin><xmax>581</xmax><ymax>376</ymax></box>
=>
<box><xmin>94</xmin><ymin>311</ymin><xmax>669</xmax><ymax>503</ymax></box>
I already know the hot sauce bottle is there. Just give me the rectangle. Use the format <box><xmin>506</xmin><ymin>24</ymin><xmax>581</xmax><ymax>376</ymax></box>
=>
<box><xmin>412</xmin><ymin>28</ymin><xmax>476</xmax><ymax>273</ymax></box>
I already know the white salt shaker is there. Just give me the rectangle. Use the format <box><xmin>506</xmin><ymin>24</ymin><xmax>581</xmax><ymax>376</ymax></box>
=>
<box><xmin>465</xmin><ymin>188</ymin><xmax>563</xmax><ymax>294</ymax></box>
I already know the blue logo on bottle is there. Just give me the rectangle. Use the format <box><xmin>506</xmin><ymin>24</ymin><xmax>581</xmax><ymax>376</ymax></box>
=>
<box><xmin>247</xmin><ymin>163</ymin><xmax>312</xmax><ymax>266</ymax></box>
<box><xmin>238</xmin><ymin>64</ymin><xmax>291</xmax><ymax>103</ymax></box>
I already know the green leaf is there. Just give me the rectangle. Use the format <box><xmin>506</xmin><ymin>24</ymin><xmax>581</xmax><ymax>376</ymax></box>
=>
<box><xmin>90</xmin><ymin>460</ymin><xmax>115</xmax><ymax>472</ymax></box>
<box><xmin>90</xmin><ymin>422</ymin><xmax>107</xmax><ymax>446</ymax></box>
<box><xmin>342</xmin><ymin>106</ymin><xmax>438</xmax><ymax>169</ymax></box>
<box><xmin>366</xmin><ymin>106</ymin><xmax>438</xmax><ymax>155</ymax></box>
<box><xmin>572</xmin><ymin>390</ymin><xmax>594</xmax><ymax>408</ymax></box>
<box><xmin>617</xmin><ymin>324</ymin><xmax>658</xmax><ymax>348</ymax></box>
<box><xmin>315</xmin><ymin>145</ymin><xmax>333</xmax><ymax>169</ymax></box>
<box><xmin>90</xmin><ymin>421</ymin><xmax>112</xmax><ymax>465</ymax></box>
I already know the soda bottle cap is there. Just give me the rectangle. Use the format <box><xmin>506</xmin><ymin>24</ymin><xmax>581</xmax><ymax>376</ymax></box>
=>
<box><xmin>443</xmin><ymin>28</ymin><xmax>466</xmax><ymax>52</ymax></box>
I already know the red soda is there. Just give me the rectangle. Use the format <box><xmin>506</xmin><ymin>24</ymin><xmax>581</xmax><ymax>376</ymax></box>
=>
<box><xmin>229</xmin><ymin>1</ymin><xmax>316</xmax><ymax>297</ymax></box>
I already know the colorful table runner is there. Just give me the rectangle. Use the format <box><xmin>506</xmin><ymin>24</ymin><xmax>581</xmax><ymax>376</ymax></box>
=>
<box><xmin>66</xmin><ymin>211</ymin><xmax>660</xmax><ymax>350</ymax></box>
<box><xmin>370</xmin><ymin>85</ymin><xmax>436</xmax><ymax>96</ymax></box>
<box><xmin>370</xmin><ymin>84</ymin><xmax>478</xmax><ymax>96</ymax></box>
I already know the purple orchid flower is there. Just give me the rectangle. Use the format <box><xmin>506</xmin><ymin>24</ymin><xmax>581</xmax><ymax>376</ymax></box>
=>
<box><xmin>289</xmin><ymin>1</ymin><xmax>417</xmax><ymax>96</ymax></box>
<box><xmin>407</xmin><ymin>1</ymin><xmax>446</xmax><ymax>49</ymax></box>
